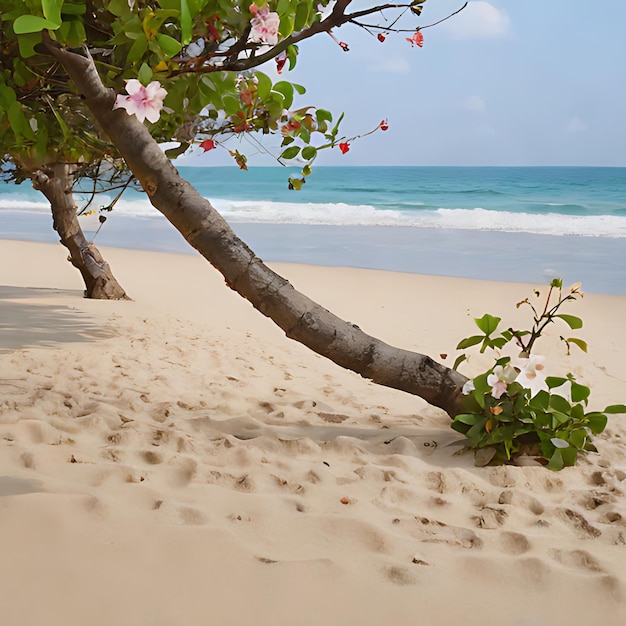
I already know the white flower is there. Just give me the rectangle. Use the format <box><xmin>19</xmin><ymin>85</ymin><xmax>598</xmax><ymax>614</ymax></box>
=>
<box><xmin>516</xmin><ymin>355</ymin><xmax>547</xmax><ymax>397</ymax></box>
<box><xmin>249</xmin><ymin>4</ymin><xmax>280</xmax><ymax>46</ymax></box>
<box><xmin>114</xmin><ymin>79</ymin><xmax>167</xmax><ymax>124</ymax></box>
<box><xmin>462</xmin><ymin>380</ymin><xmax>475</xmax><ymax>395</ymax></box>
<box><xmin>487</xmin><ymin>364</ymin><xmax>517</xmax><ymax>399</ymax></box>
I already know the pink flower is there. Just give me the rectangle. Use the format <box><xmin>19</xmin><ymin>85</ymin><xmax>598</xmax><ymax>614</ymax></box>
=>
<box><xmin>406</xmin><ymin>31</ymin><xmax>424</xmax><ymax>48</ymax></box>
<box><xmin>114</xmin><ymin>79</ymin><xmax>167</xmax><ymax>124</ymax></box>
<box><xmin>487</xmin><ymin>364</ymin><xmax>517</xmax><ymax>400</ymax></box>
<box><xmin>339</xmin><ymin>142</ymin><xmax>350</xmax><ymax>154</ymax></box>
<box><xmin>249</xmin><ymin>5</ymin><xmax>280</xmax><ymax>46</ymax></box>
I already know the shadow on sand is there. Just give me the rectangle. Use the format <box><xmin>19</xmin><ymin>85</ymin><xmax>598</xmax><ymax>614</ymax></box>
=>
<box><xmin>0</xmin><ymin>286</ymin><xmax>114</xmax><ymax>351</ymax></box>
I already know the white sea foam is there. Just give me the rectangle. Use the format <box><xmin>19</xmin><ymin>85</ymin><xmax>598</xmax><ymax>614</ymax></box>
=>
<box><xmin>3</xmin><ymin>194</ymin><xmax>626</xmax><ymax>238</ymax></box>
<box><xmin>0</xmin><ymin>199</ymin><xmax>50</xmax><ymax>212</ymax></box>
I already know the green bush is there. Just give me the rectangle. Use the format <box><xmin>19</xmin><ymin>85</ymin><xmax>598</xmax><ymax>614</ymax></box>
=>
<box><xmin>452</xmin><ymin>279</ymin><xmax>626</xmax><ymax>469</ymax></box>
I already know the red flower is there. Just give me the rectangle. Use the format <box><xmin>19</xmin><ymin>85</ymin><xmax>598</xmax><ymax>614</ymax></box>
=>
<box><xmin>339</xmin><ymin>142</ymin><xmax>350</xmax><ymax>154</ymax></box>
<box><xmin>275</xmin><ymin>51</ymin><xmax>287</xmax><ymax>74</ymax></box>
<box><xmin>377</xmin><ymin>33</ymin><xmax>386</xmax><ymax>42</ymax></box>
<box><xmin>200</xmin><ymin>139</ymin><xmax>216</xmax><ymax>152</ymax></box>
<box><xmin>206</xmin><ymin>14</ymin><xmax>221</xmax><ymax>42</ymax></box>
<box><xmin>406</xmin><ymin>31</ymin><xmax>424</xmax><ymax>47</ymax></box>
<box><xmin>379</xmin><ymin>119</ymin><xmax>389</xmax><ymax>131</ymax></box>
<box><xmin>339</xmin><ymin>41</ymin><xmax>349</xmax><ymax>52</ymax></box>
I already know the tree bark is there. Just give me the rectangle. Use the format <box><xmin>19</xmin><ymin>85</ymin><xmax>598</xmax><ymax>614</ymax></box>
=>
<box><xmin>49</xmin><ymin>44</ymin><xmax>467</xmax><ymax>417</ymax></box>
<box><xmin>32</xmin><ymin>163</ymin><xmax>129</xmax><ymax>300</ymax></box>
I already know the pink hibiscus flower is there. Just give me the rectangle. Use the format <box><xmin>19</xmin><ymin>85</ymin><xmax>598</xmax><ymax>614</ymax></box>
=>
<box><xmin>114</xmin><ymin>79</ymin><xmax>167</xmax><ymax>124</ymax></box>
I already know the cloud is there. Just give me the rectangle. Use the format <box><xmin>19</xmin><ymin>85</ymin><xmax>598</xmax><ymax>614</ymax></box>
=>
<box><xmin>566</xmin><ymin>116</ymin><xmax>588</xmax><ymax>133</ymax></box>
<box><xmin>442</xmin><ymin>2</ymin><xmax>511</xmax><ymax>39</ymax></box>
<box><xmin>463</xmin><ymin>95</ymin><xmax>486</xmax><ymax>112</ymax></box>
<box><xmin>368</xmin><ymin>56</ymin><xmax>411</xmax><ymax>75</ymax></box>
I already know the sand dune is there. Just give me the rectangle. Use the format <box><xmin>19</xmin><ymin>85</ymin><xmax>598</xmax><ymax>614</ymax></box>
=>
<box><xmin>1</xmin><ymin>240</ymin><xmax>626</xmax><ymax>625</ymax></box>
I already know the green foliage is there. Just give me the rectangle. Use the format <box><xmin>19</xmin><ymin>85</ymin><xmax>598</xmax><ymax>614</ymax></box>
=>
<box><xmin>0</xmin><ymin>0</ymin><xmax>424</xmax><ymax>188</ymax></box>
<box><xmin>452</xmin><ymin>280</ymin><xmax>626</xmax><ymax>469</ymax></box>
<box><xmin>0</xmin><ymin>0</ymin><xmax>437</xmax><ymax>192</ymax></box>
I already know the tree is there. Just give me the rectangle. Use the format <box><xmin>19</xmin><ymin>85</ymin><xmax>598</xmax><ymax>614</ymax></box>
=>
<box><xmin>0</xmin><ymin>15</ymin><xmax>132</xmax><ymax>298</ymax></box>
<box><xmin>0</xmin><ymin>0</ymin><xmax>468</xmax><ymax>416</ymax></box>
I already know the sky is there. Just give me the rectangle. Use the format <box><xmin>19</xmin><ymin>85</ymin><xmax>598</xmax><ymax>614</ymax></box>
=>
<box><xmin>181</xmin><ymin>0</ymin><xmax>626</xmax><ymax>167</ymax></box>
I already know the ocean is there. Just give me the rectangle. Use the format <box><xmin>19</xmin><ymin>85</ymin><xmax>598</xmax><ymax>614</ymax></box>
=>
<box><xmin>1</xmin><ymin>166</ymin><xmax>625</xmax><ymax>294</ymax></box>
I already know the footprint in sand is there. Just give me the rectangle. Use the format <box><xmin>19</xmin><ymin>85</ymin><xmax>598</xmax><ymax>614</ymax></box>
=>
<box><xmin>499</xmin><ymin>531</ymin><xmax>532</xmax><ymax>555</ymax></box>
<box><xmin>549</xmin><ymin>548</ymin><xmax>606</xmax><ymax>573</ymax></box>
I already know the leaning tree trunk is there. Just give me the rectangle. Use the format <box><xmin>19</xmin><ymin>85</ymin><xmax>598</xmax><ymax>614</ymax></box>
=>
<box><xmin>50</xmin><ymin>43</ymin><xmax>467</xmax><ymax>417</ymax></box>
<box><xmin>32</xmin><ymin>164</ymin><xmax>129</xmax><ymax>300</ymax></box>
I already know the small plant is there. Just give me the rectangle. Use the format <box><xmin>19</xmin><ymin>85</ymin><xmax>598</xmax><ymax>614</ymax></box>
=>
<box><xmin>452</xmin><ymin>279</ymin><xmax>626</xmax><ymax>470</ymax></box>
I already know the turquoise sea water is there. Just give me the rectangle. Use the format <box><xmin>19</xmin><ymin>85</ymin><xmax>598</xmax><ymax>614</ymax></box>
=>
<box><xmin>1</xmin><ymin>166</ymin><xmax>625</xmax><ymax>293</ymax></box>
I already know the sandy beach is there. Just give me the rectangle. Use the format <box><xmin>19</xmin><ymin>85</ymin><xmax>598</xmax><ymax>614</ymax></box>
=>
<box><xmin>2</xmin><ymin>238</ymin><xmax>626</xmax><ymax>625</ymax></box>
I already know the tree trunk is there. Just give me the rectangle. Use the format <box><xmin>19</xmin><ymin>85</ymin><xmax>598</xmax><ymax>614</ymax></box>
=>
<box><xmin>32</xmin><ymin>164</ymin><xmax>129</xmax><ymax>300</ymax></box>
<box><xmin>49</xmin><ymin>44</ymin><xmax>467</xmax><ymax>417</ymax></box>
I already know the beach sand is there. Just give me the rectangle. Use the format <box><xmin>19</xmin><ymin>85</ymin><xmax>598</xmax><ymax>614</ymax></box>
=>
<box><xmin>1</xmin><ymin>239</ymin><xmax>626</xmax><ymax>625</ymax></box>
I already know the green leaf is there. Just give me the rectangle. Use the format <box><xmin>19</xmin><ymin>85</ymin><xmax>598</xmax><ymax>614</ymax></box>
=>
<box><xmin>107</xmin><ymin>0</ymin><xmax>132</xmax><ymax>17</ymax></box>
<box><xmin>604</xmin><ymin>404</ymin><xmax>626</xmax><ymax>414</ymax></box>
<box><xmin>57</xmin><ymin>18</ymin><xmax>86</xmax><ymax>47</ymax></box>
<box><xmin>301</xmin><ymin>145</ymin><xmax>317</xmax><ymax>160</ymax></box>
<box><xmin>8</xmin><ymin>102</ymin><xmax>35</xmax><ymax>140</ymax></box>
<box><xmin>288</xmin><ymin>176</ymin><xmax>304</xmax><ymax>190</ymax></box>
<box><xmin>475</xmin><ymin>314</ymin><xmax>500</xmax><ymax>335</ymax></box>
<box><xmin>13</xmin><ymin>15</ymin><xmax>60</xmax><ymax>34</ymax></box>
<box><xmin>42</xmin><ymin>0</ymin><xmax>63</xmax><ymax>24</ymax></box>
<box><xmin>453</xmin><ymin>413</ymin><xmax>479</xmax><ymax>426</ymax></box>
<box><xmin>586</xmin><ymin>412</ymin><xmax>608</xmax><ymax>434</ymax></box>
<box><xmin>568</xmin><ymin>428</ymin><xmax>588</xmax><ymax>449</ymax></box>
<box><xmin>456</xmin><ymin>335</ymin><xmax>483</xmax><ymax>350</ymax></box>
<box><xmin>221</xmin><ymin>94</ymin><xmax>240</xmax><ymax>116</ymax></box>
<box><xmin>180</xmin><ymin>0</ymin><xmax>192</xmax><ymax>45</ymax></box>
<box><xmin>567</xmin><ymin>337</ymin><xmax>588</xmax><ymax>353</ymax></box>
<box><xmin>127</xmin><ymin>34</ymin><xmax>148</xmax><ymax>64</ymax></box>
<box><xmin>294</xmin><ymin>1</ymin><xmax>310</xmax><ymax>31</ymax></box>
<box><xmin>156</xmin><ymin>33</ymin><xmax>182</xmax><ymax>57</ymax></box>
<box><xmin>549</xmin><ymin>393</ymin><xmax>572</xmax><ymax>414</ymax></box>
<box><xmin>286</xmin><ymin>44</ymin><xmax>299</xmax><ymax>71</ymax></box>
<box><xmin>547</xmin><ymin>449</ymin><xmax>564</xmax><ymax>471</ymax></box>
<box><xmin>16</xmin><ymin>32</ymin><xmax>42</xmax><ymax>58</ymax></box>
<box><xmin>316</xmin><ymin>108</ymin><xmax>333</xmax><ymax>125</ymax></box>
<box><xmin>489</xmin><ymin>337</ymin><xmax>509</xmax><ymax>349</ymax></box>
<box><xmin>545</xmin><ymin>376</ymin><xmax>568</xmax><ymax>389</ymax></box>
<box><xmin>555</xmin><ymin>314</ymin><xmax>583</xmax><ymax>330</ymax></box>
<box><xmin>560</xmin><ymin>446</ymin><xmax>579</xmax><ymax>467</ymax></box>
<box><xmin>60</xmin><ymin>3</ymin><xmax>87</xmax><ymax>16</ymax></box>
<box><xmin>280</xmin><ymin>145</ymin><xmax>300</xmax><ymax>160</ymax></box>
<box><xmin>452</xmin><ymin>354</ymin><xmax>467</xmax><ymax>370</ymax></box>
<box><xmin>137</xmin><ymin>63</ymin><xmax>153</xmax><ymax>85</ymax></box>
<box><xmin>273</xmin><ymin>81</ymin><xmax>294</xmax><ymax>110</ymax></box>
<box><xmin>164</xmin><ymin>142</ymin><xmax>190</xmax><ymax>159</ymax></box>
<box><xmin>570</xmin><ymin>382</ymin><xmax>590</xmax><ymax>404</ymax></box>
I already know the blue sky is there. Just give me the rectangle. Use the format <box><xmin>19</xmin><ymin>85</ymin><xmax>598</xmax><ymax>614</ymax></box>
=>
<box><xmin>182</xmin><ymin>0</ymin><xmax>626</xmax><ymax>167</ymax></box>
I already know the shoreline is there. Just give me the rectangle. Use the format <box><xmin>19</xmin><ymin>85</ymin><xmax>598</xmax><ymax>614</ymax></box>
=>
<box><xmin>2</xmin><ymin>240</ymin><xmax>626</xmax><ymax>624</ymax></box>
<box><xmin>2</xmin><ymin>208</ymin><xmax>626</xmax><ymax>295</ymax></box>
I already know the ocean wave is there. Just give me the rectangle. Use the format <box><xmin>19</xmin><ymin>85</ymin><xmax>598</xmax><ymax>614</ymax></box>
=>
<box><xmin>2</xmin><ymin>193</ymin><xmax>625</xmax><ymax>238</ymax></box>
<box><xmin>434</xmin><ymin>208</ymin><xmax>626</xmax><ymax>237</ymax></box>
<box><xmin>0</xmin><ymin>198</ymin><xmax>50</xmax><ymax>213</ymax></box>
